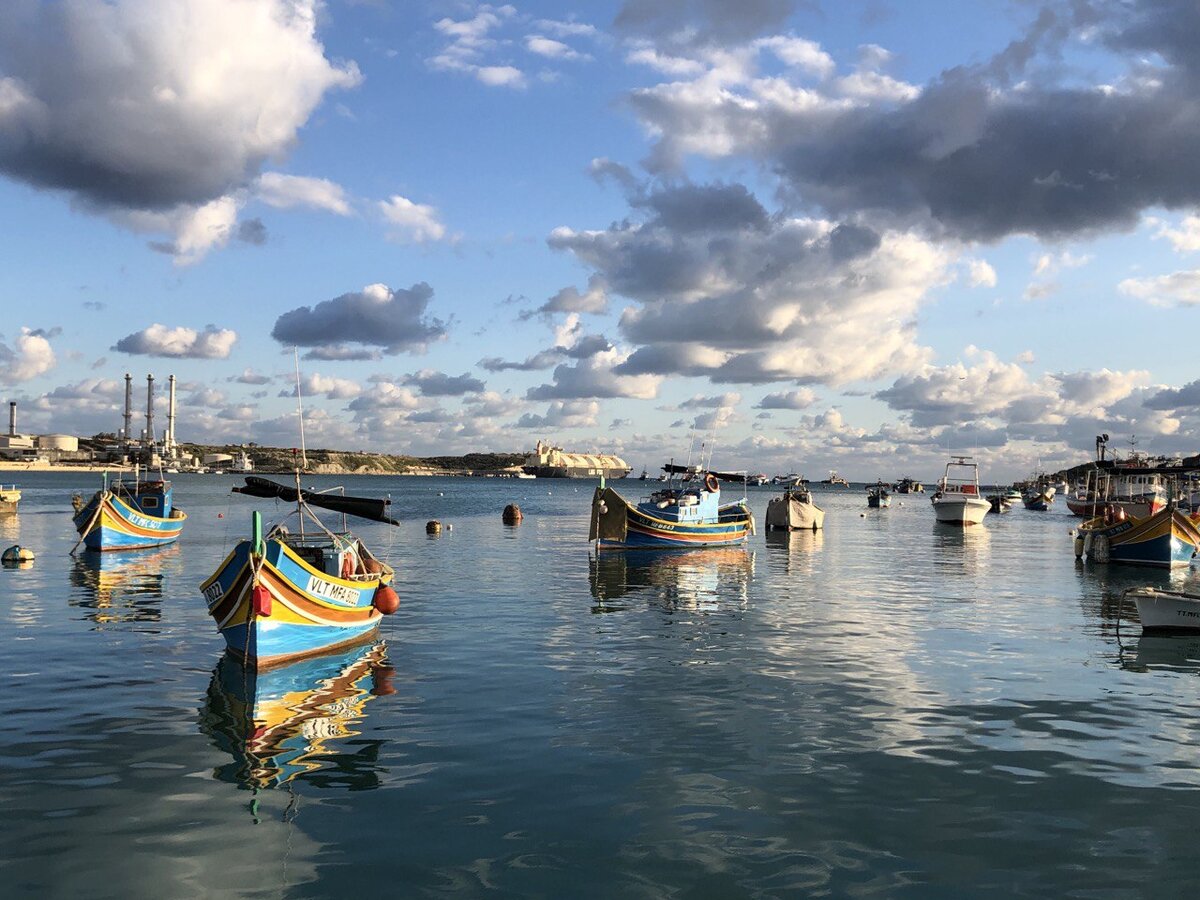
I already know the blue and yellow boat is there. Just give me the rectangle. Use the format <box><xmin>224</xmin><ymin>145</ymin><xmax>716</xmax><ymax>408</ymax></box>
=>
<box><xmin>1077</xmin><ymin>505</ymin><xmax>1200</xmax><ymax>568</ymax></box>
<box><xmin>589</xmin><ymin>473</ymin><xmax>753</xmax><ymax>549</ymax></box>
<box><xmin>201</xmin><ymin>641</ymin><xmax>392</xmax><ymax>789</ymax></box>
<box><xmin>200</xmin><ymin>478</ymin><xmax>400</xmax><ymax>669</ymax></box>
<box><xmin>72</xmin><ymin>477</ymin><xmax>186</xmax><ymax>551</ymax></box>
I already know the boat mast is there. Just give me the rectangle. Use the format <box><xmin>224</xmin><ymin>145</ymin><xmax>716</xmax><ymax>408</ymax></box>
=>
<box><xmin>294</xmin><ymin>349</ymin><xmax>307</xmax><ymax>537</ymax></box>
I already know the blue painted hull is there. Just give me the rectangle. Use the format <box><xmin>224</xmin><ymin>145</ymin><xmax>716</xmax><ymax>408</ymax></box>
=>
<box><xmin>73</xmin><ymin>491</ymin><xmax>185</xmax><ymax>551</ymax></box>
<box><xmin>201</xmin><ymin>535</ymin><xmax>390</xmax><ymax>668</ymax></box>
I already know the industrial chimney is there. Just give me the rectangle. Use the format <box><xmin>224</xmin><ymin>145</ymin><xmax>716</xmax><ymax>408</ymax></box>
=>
<box><xmin>145</xmin><ymin>374</ymin><xmax>155</xmax><ymax>443</ymax></box>
<box><xmin>8</xmin><ymin>401</ymin><xmax>15</xmax><ymax>437</ymax></box>
<box><xmin>166</xmin><ymin>374</ymin><xmax>177</xmax><ymax>453</ymax></box>
<box><xmin>123</xmin><ymin>374</ymin><xmax>133</xmax><ymax>442</ymax></box>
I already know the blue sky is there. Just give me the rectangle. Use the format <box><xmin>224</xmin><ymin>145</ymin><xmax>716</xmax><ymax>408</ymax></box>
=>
<box><xmin>1</xmin><ymin>0</ymin><xmax>1199</xmax><ymax>481</ymax></box>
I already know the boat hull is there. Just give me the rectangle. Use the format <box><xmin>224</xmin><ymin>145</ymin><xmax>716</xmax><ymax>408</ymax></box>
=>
<box><xmin>590</xmin><ymin>486</ymin><xmax>753</xmax><ymax>549</ymax></box>
<box><xmin>200</xmin><ymin>539</ymin><xmax>387</xmax><ymax>668</ymax></box>
<box><xmin>764</xmin><ymin>494</ymin><xmax>824</xmax><ymax>531</ymax></box>
<box><xmin>1130</xmin><ymin>589</ymin><xmax>1200</xmax><ymax>632</ymax></box>
<box><xmin>1080</xmin><ymin>508</ymin><xmax>1200</xmax><ymax>568</ymax></box>
<box><xmin>73</xmin><ymin>491</ymin><xmax>186</xmax><ymax>551</ymax></box>
<box><xmin>932</xmin><ymin>496</ymin><xmax>990</xmax><ymax>526</ymax></box>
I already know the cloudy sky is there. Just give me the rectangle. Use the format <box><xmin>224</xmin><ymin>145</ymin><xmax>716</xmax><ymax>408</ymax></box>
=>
<box><xmin>1</xmin><ymin>0</ymin><xmax>1198</xmax><ymax>480</ymax></box>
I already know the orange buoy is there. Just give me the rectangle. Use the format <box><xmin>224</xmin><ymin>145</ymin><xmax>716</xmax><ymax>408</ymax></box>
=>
<box><xmin>502</xmin><ymin>503</ymin><xmax>523</xmax><ymax>524</ymax></box>
<box><xmin>252</xmin><ymin>584</ymin><xmax>272</xmax><ymax>617</ymax></box>
<box><xmin>373</xmin><ymin>584</ymin><xmax>400</xmax><ymax>614</ymax></box>
<box><xmin>217</xmin><ymin>513</ymin><xmax>224</xmax><ymax>518</ymax></box>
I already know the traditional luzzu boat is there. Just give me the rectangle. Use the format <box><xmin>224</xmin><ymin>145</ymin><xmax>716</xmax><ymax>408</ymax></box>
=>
<box><xmin>200</xmin><ymin>476</ymin><xmax>401</xmax><ymax>669</ymax></box>
<box><xmin>201</xmin><ymin>641</ymin><xmax>393</xmax><ymax>789</ymax></box>
<box><xmin>765</xmin><ymin>481</ymin><xmax>824</xmax><ymax>531</ymax></box>
<box><xmin>1074</xmin><ymin>503</ymin><xmax>1200</xmax><ymax>568</ymax></box>
<box><xmin>1022</xmin><ymin>478</ymin><xmax>1056</xmax><ymax>511</ymax></box>
<box><xmin>71</xmin><ymin>475</ymin><xmax>186</xmax><ymax>551</ymax></box>
<box><xmin>590</xmin><ymin>473</ymin><xmax>754</xmax><ymax>549</ymax></box>
<box><xmin>930</xmin><ymin>456</ymin><xmax>990</xmax><ymax>527</ymax></box>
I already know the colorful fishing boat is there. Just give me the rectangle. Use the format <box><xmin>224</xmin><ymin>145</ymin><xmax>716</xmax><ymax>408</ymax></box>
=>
<box><xmin>931</xmin><ymin>456</ymin><xmax>990</xmax><ymax>527</ymax></box>
<box><xmin>201</xmin><ymin>641</ymin><xmax>393</xmax><ymax>789</ymax></box>
<box><xmin>200</xmin><ymin>477</ymin><xmax>400</xmax><ymax>668</ymax></box>
<box><xmin>71</xmin><ymin>476</ymin><xmax>186</xmax><ymax>551</ymax></box>
<box><xmin>765</xmin><ymin>482</ymin><xmax>824</xmax><ymax>530</ymax></box>
<box><xmin>1022</xmin><ymin>482</ymin><xmax>1056</xmax><ymax>511</ymax></box>
<box><xmin>590</xmin><ymin>473</ymin><xmax>753</xmax><ymax>549</ymax></box>
<box><xmin>1075</xmin><ymin>505</ymin><xmax>1200</xmax><ymax>568</ymax></box>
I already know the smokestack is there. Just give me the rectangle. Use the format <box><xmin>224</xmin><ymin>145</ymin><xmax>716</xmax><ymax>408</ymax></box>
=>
<box><xmin>145</xmin><ymin>374</ymin><xmax>155</xmax><ymax>443</ymax></box>
<box><xmin>123</xmin><ymin>374</ymin><xmax>133</xmax><ymax>442</ymax></box>
<box><xmin>8</xmin><ymin>401</ymin><xmax>15</xmax><ymax>437</ymax></box>
<box><xmin>167</xmin><ymin>374</ymin><xmax>176</xmax><ymax>452</ymax></box>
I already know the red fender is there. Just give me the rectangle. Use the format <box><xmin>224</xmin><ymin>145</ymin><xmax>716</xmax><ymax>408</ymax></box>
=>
<box><xmin>252</xmin><ymin>584</ymin><xmax>272</xmax><ymax>617</ymax></box>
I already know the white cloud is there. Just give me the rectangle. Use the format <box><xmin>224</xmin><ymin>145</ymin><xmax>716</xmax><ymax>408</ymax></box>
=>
<box><xmin>429</xmin><ymin>4</ymin><xmax>527</xmax><ymax>88</ymax></box>
<box><xmin>754</xmin><ymin>36</ymin><xmax>835</xmax><ymax>78</ymax></box>
<box><xmin>379</xmin><ymin>195</ymin><xmax>448</xmax><ymax>243</ymax></box>
<box><xmin>112</xmin><ymin>323</ymin><xmax>237</xmax><ymax>359</ymax></box>
<box><xmin>525</xmin><ymin>36</ymin><xmax>590</xmax><ymax>62</ymax></box>
<box><xmin>967</xmin><ymin>258</ymin><xmax>997</xmax><ymax>288</ymax></box>
<box><xmin>256</xmin><ymin>173</ymin><xmax>352</xmax><ymax>216</ymax></box>
<box><xmin>1119</xmin><ymin>270</ymin><xmax>1200</xmax><ymax>307</ymax></box>
<box><xmin>1149</xmin><ymin>215</ymin><xmax>1200</xmax><ymax>254</ymax></box>
<box><xmin>0</xmin><ymin>0</ymin><xmax>360</xmax><ymax>260</ymax></box>
<box><xmin>0</xmin><ymin>328</ymin><xmax>56</xmax><ymax>383</ymax></box>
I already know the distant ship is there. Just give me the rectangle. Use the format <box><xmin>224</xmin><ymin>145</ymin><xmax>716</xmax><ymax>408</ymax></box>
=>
<box><xmin>821</xmin><ymin>471</ymin><xmax>850</xmax><ymax>487</ymax></box>
<box><xmin>522</xmin><ymin>440</ymin><xmax>631</xmax><ymax>479</ymax></box>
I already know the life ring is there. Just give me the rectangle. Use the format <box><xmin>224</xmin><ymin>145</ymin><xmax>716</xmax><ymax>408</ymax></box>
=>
<box><xmin>704</xmin><ymin>473</ymin><xmax>719</xmax><ymax>493</ymax></box>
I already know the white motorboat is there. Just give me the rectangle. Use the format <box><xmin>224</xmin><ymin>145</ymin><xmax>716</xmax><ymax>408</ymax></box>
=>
<box><xmin>931</xmin><ymin>456</ymin><xmax>990</xmax><ymax>527</ymax></box>
<box><xmin>765</xmin><ymin>482</ymin><xmax>824</xmax><ymax>531</ymax></box>
<box><xmin>1127</xmin><ymin>588</ymin><xmax>1200</xmax><ymax>632</ymax></box>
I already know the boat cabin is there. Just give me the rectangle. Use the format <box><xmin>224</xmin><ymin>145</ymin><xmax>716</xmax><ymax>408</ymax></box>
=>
<box><xmin>110</xmin><ymin>479</ymin><xmax>174</xmax><ymax>517</ymax></box>
<box><xmin>936</xmin><ymin>457</ymin><xmax>981</xmax><ymax>496</ymax></box>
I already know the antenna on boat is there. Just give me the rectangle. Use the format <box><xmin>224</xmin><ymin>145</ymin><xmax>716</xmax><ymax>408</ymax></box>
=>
<box><xmin>294</xmin><ymin>348</ymin><xmax>308</xmax><ymax>471</ymax></box>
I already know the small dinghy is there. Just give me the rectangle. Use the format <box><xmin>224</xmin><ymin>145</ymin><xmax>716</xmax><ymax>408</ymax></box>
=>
<box><xmin>1127</xmin><ymin>588</ymin><xmax>1200</xmax><ymax>633</ymax></box>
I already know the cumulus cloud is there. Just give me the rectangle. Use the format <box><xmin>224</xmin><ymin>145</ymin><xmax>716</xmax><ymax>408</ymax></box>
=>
<box><xmin>279</xmin><ymin>373</ymin><xmax>362</xmax><ymax>401</ymax></box>
<box><xmin>967</xmin><ymin>259</ymin><xmax>997</xmax><ymax>288</ymax></box>
<box><xmin>1118</xmin><ymin>270</ymin><xmax>1200</xmax><ymax>307</ymax></box>
<box><xmin>756</xmin><ymin>388</ymin><xmax>817</xmax><ymax>409</ymax></box>
<box><xmin>527</xmin><ymin>346</ymin><xmax>662</xmax><ymax>400</ymax></box>
<box><xmin>478</xmin><ymin>350</ymin><xmax>564</xmax><ymax>372</ymax></box>
<box><xmin>256</xmin><ymin>173</ymin><xmax>352</xmax><ymax>216</ymax></box>
<box><xmin>0</xmin><ymin>328</ymin><xmax>57</xmax><ymax>383</ymax></box>
<box><xmin>623</xmin><ymin>1</ymin><xmax>1200</xmax><ymax>243</ymax></box>
<box><xmin>549</xmin><ymin>181</ymin><xmax>948</xmax><ymax>386</ymax></box>
<box><xmin>1149</xmin><ymin>214</ymin><xmax>1200</xmax><ymax>254</ymax></box>
<box><xmin>271</xmin><ymin>282</ymin><xmax>448</xmax><ymax>357</ymax></box>
<box><xmin>401</xmin><ymin>369</ymin><xmax>486</xmax><ymax>396</ymax></box>
<box><xmin>525</xmin><ymin>35</ymin><xmax>591</xmax><ymax>61</ymax></box>
<box><xmin>379</xmin><ymin>195</ymin><xmax>448</xmax><ymax>243</ymax></box>
<box><xmin>0</xmin><ymin>0</ymin><xmax>360</xmax><ymax>260</ymax></box>
<box><xmin>516</xmin><ymin>399</ymin><xmax>600</xmax><ymax>429</ymax></box>
<box><xmin>533</xmin><ymin>275</ymin><xmax>610</xmax><ymax>317</ymax></box>
<box><xmin>229</xmin><ymin>367</ymin><xmax>271</xmax><ymax>385</ymax></box>
<box><xmin>112</xmin><ymin>323</ymin><xmax>237</xmax><ymax>359</ymax></box>
<box><xmin>875</xmin><ymin>350</ymin><xmax>1150</xmax><ymax>436</ymax></box>
<box><xmin>429</xmin><ymin>4</ymin><xmax>527</xmax><ymax>89</ymax></box>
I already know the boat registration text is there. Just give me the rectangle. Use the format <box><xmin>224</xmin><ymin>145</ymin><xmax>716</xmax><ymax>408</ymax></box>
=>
<box><xmin>305</xmin><ymin>575</ymin><xmax>359</xmax><ymax>605</ymax></box>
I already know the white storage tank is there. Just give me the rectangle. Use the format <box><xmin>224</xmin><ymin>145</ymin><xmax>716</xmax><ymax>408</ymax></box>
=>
<box><xmin>37</xmin><ymin>434</ymin><xmax>79</xmax><ymax>451</ymax></box>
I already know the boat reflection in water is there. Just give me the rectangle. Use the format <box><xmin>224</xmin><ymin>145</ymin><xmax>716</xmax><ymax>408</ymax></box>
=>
<box><xmin>930</xmin><ymin>522</ymin><xmax>991</xmax><ymax>577</ymax></box>
<box><xmin>1122</xmin><ymin>634</ymin><xmax>1200</xmax><ymax>674</ymax></box>
<box><xmin>763</xmin><ymin>528</ymin><xmax>825</xmax><ymax>576</ymax></box>
<box><xmin>200</xmin><ymin>641</ymin><xmax>394</xmax><ymax>790</ymax></box>
<box><xmin>589</xmin><ymin>547</ymin><xmax>754</xmax><ymax>611</ymax></box>
<box><xmin>68</xmin><ymin>546</ymin><xmax>182</xmax><ymax>626</ymax></box>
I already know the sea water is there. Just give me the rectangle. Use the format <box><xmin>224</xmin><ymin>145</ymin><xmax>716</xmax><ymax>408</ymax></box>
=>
<box><xmin>2</xmin><ymin>473</ymin><xmax>1200</xmax><ymax>898</ymax></box>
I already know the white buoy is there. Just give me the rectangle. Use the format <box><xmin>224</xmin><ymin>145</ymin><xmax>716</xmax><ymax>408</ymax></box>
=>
<box><xmin>447</xmin><ymin>523</ymin><xmax>453</xmax><ymax>531</ymax></box>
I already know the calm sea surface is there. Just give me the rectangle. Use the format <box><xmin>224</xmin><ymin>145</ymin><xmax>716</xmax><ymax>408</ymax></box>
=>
<box><xmin>3</xmin><ymin>472</ymin><xmax>1200</xmax><ymax>898</ymax></box>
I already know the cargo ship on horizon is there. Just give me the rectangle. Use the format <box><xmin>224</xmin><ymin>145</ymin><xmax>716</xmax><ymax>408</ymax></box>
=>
<box><xmin>522</xmin><ymin>440</ymin><xmax>631</xmax><ymax>479</ymax></box>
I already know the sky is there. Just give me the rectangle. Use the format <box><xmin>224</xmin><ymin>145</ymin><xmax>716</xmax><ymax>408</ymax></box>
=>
<box><xmin>1</xmin><ymin>0</ymin><xmax>1199</xmax><ymax>482</ymax></box>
